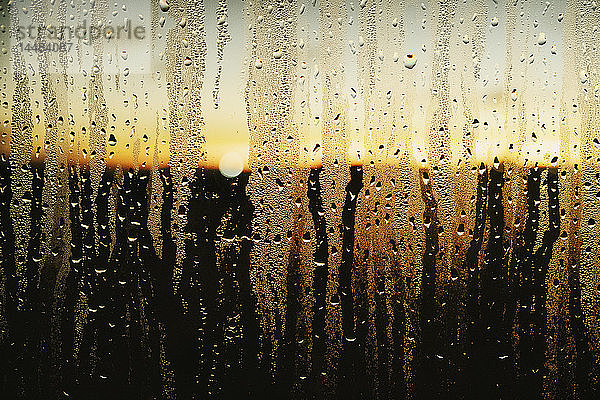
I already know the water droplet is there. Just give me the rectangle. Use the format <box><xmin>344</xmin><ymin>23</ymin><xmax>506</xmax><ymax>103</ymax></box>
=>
<box><xmin>537</xmin><ymin>32</ymin><xmax>547</xmax><ymax>45</ymax></box>
<box><xmin>159</xmin><ymin>0</ymin><xmax>170</xmax><ymax>12</ymax></box>
<box><xmin>403</xmin><ymin>54</ymin><xmax>417</xmax><ymax>69</ymax></box>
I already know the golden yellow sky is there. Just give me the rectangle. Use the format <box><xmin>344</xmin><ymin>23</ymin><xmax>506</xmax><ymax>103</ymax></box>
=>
<box><xmin>0</xmin><ymin>0</ymin><xmax>578</xmax><ymax>171</ymax></box>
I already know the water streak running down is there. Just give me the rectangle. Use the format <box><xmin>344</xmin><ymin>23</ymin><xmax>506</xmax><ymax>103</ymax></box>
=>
<box><xmin>1</xmin><ymin>0</ymin><xmax>600</xmax><ymax>399</ymax></box>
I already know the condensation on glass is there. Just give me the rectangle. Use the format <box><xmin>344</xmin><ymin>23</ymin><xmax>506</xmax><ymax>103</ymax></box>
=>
<box><xmin>0</xmin><ymin>0</ymin><xmax>599</xmax><ymax>399</ymax></box>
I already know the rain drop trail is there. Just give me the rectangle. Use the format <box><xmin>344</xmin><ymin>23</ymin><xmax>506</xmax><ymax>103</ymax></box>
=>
<box><xmin>98</xmin><ymin>170</ymin><xmax>121</xmax><ymax>397</ymax></box>
<box><xmin>213</xmin><ymin>176</ymin><xmax>244</xmax><ymax>396</ymax></box>
<box><xmin>374</xmin><ymin>269</ymin><xmax>390</xmax><ymax>399</ymax></box>
<box><xmin>462</xmin><ymin>165</ymin><xmax>488</xmax><ymax>397</ymax></box>
<box><xmin>103</xmin><ymin>169</ymin><xmax>135</xmax><ymax>397</ymax></box>
<box><xmin>390</xmin><ymin>255</ymin><xmax>406</xmax><ymax>400</ymax></box>
<box><xmin>136</xmin><ymin>171</ymin><xmax>165</xmax><ymax>398</ymax></box>
<box><xmin>151</xmin><ymin>167</ymin><xmax>198</xmax><ymax>398</ymax></box>
<box><xmin>74</xmin><ymin>169</ymin><xmax>112</xmax><ymax>398</ymax></box>
<box><xmin>218</xmin><ymin>171</ymin><xmax>263</xmax><ymax>397</ymax></box>
<box><xmin>526</xmin><ymin>167</ymin><xmax>560</xmax><ymax>396</ymax></box>
<box><xmin>277</xmin><ymin>210</ymin><xmax>303</xmax><ymax>397</ymax></box>
<box><xmin>70</xmin><ymin>166</ymin><xmax>96</xmax><ymax>396</ymax></box>
<box><xmin>307</xmin><ymin>167</ymin><xmax>329</xmax><ymax>386</ymax></box>
<box><xmin>416</xmin><ymin>168</ymin><xmax>442</xmax><ymax>399</ymax></box>
<box><xmin>102</xmin><ymin>171</ymin><xmax>135</xmax><ymax>395</ymax></box>
<box><xmin>336</xmin><ymin>165</ymin><xmax>363</xmax><ymax>400</ymax></box>
<box><xmin>517</xmin><ymin>166</ymin><xmax>543</xmax><ymax>397</ymax></box>
<box><xmin>21</xmin><ymin>163</ymin><xmax>45</xmax><ymax>400</ymax></box>
<box><xmin>109</xmin><ymin>170</ymin><xmax>155</xmax><ymax>397</ymax></box>
<box><xmin>230</xmin><ymin>171</ymin><xmax>266</xmax><ymax>397</ymax></box>
<box><xmin>567</xmin><ymin>177</ymin><xmax>598</xmax><ymax>399</ymax></box>
<box><xmin>0</xmin><ymin>153</ymin><xmax>17</xmax><ymax>397</ymax></box>
<box><xmin>181</xmin><ymin>168</ymin><xmax>230</xmax><ymax>397</ymax></box>
<box><xmin>60</xmin><ymin>165</ymin><xmax>85</xmax><ymax>397</ymax></box>
<box><xmin>478</xmin><ymin>164</ymin><xmax>515</xmax><ymax>397</ymax></box>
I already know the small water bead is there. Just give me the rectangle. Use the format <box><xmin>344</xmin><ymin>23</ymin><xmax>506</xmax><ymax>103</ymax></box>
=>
<box><xmin>451</xmin><ymin>268</ymin><xmax>459</xmax><ymax>281</ymax></box>
<box><xmin>302</xmin><ymin>232</ymin><xmax>311</xmax><ymax>242</ymax></box>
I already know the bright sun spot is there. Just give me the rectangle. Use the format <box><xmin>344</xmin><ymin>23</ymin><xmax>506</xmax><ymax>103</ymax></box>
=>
<box><xmin>219</xmin><ymin>151</ymin><xmax>243</xmax><ymax>178</ymax></box>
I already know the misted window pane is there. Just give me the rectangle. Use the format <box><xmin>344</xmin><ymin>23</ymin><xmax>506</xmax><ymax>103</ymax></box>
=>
<box><xmin>0</xmin><ymin>0</ymin><xmax>599</xmax><ymax>399</ymax></box>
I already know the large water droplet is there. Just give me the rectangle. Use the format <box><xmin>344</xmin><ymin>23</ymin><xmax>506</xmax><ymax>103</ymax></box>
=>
<box><xmin>403</xmin><ymin>54</ymin><xmax>417</xmax><ymax>69</ymax></box>
<box><xmin>159</xmin><ymin>0</ymin><xmax>170</xmax><ymax>12</ymax></box>
<box><xmin>537</xmin><ymin>32</ymin><xmax>547</xmax><ymax>45</ymax></box>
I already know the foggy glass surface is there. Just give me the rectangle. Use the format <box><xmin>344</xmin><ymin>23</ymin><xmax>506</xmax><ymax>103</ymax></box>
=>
<box><xmin>0</xmin><ymin>0</ymin><xmax>599</xmax><ymax>399</ymax></box>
